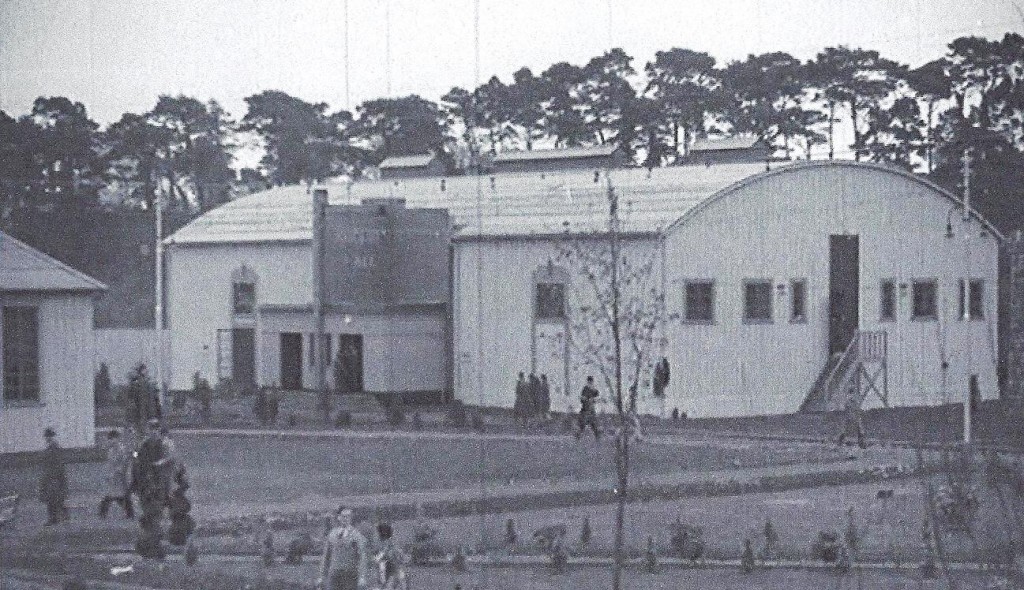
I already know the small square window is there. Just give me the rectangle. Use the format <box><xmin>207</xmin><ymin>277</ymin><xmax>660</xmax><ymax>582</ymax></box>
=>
<box><xmin>790</xmin><ymin>280</ymin><xmax>807</xmax><ymax>322</ymax></box>
<box><xmin>911</xmin><ymin>280</ymin><xmax>938</xmax><ymax>320</ymax></box>
<box><xmin>233</xmin><ymin>282</ymin><xmax>256</xmax><ymax>315</ymax></box>
<box><xmin>880</xmin><ymin>280</ymin><xmax>896</xmax><ymax>321</ymax></box>
<box><xmin>744</xmin><ymin>280</ymin><xmax>773</xmax><ymax>322</ymax></box>
<box><xmin>535</xmin><ymin>283</ymin><xmax>566</xmax><ymax>320</ymax></box>
<box><xmin>684</xmin><ymin>281</ymin><xmax>715</xmax><ymax>323</ymax></box>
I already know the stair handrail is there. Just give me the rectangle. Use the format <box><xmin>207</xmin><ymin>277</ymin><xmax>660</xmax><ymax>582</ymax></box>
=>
<box><xmin>822</xmin><ymin>332</ymin><xmax>861</xmax><ymax>408</ymax></box>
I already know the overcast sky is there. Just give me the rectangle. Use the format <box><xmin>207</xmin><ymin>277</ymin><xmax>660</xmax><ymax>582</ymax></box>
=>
<box><xmin>1</xmin><ymin>0</ymin><xmax>1023</xmax><ymax>126</ymax></box>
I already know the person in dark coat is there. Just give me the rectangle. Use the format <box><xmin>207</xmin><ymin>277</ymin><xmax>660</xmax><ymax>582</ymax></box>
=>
<box><xmin>539</xmin><ymin>375</ymin><xmax>551</xmax><ymax>420</ymax></box>
<box><xmin>576</xmin><ymin>377</ymin><xmax>601</xmax><ymax>440</ymax></box>
<box><xmin>513</xmin><ymin>373</ymin><xmax>528</xmax><ymax>426</ymax></box>
<box><xmin>527</xmin><ymin>373</ymin><xmax>541</xmax><ymax>425</ymax></box>
<box><xmin>39</xmin><ymin>427</ymin><xmax>69</xmax><ymax>525</ymax></box>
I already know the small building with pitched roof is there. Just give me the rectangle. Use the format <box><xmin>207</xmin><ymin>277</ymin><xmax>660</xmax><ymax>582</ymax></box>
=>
<box><xmin>0</xmin><ymin>231</ymin><xmax>106</xmax><ymax>453</ymax></box>
<box><xmin>492</xmin><ymin>145</ymin><xmax>626</xmax><ymax>174</ymax></box>
<box><xmin>688</xmin><ymin>136</ymin><xmax>770</xmax><ymax>165</ymax></box>
<box><xmin>379</xmin><ymin>153</ymin><xmax>445</xmax><ymax>180</ymax></box>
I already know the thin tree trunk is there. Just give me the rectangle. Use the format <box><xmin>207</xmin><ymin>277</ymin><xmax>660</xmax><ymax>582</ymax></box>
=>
<box><xmin>672</xmin><ymin>121</ymin><xmax>679</xmax><ymax>160</ymax></box>
<box><xmin>828</xmin><ymin>102</ymin><xmax>836</xmax><ymax>160</ymax></box>
<box><xmin>608</xmin><ymin>178</ymin><xmax>626</xmax><ymax>590</ymax></box>
<box><xmin>927</xmin><ymin>100</ymin><xmax>935</xmax><ymax>174</ymax></box>
<box><xmin>851</xmin><ymin>101</ymin><xmax>861</xmax><ymax>162</ymax></box>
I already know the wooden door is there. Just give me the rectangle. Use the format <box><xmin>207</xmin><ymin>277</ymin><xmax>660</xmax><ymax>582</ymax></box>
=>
<box><xmin>279</xmin><ymin>332</ymin><xmax>303</xmax><ymax>390</ymax></box>
<box><xmin>829</xmin><ymin>235</ymin><xmax>860</xmax><ymax>355</ymax></box>
<box><xmin>231</xmin><ymin>328</ymin><xmax>255</xmax><ymax>391</ymax></box>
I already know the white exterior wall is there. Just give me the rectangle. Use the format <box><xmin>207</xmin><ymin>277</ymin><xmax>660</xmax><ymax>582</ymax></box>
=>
<box><xmin>664</xmin><ymin>164</ymin><xmax>1000</xmax><ymax>417</ymax></box>
<box><xmin>0</xmin><ymin>293</ymin><xmax>96</xmax><ymax>452</ymax></box>
<box><xmin>452</xmin><ymin>237</ymin><xmax>661</xmax><ymax>411</ymax></box>
<box><xmin>258</xmin><ymin>310</ymin><xmax>445</xmax><ymax>392</ymax></box>
<box><xmin>166</xmin><ymin>242</ymin><xmax>311</xmax><ymax>390</ymax></box>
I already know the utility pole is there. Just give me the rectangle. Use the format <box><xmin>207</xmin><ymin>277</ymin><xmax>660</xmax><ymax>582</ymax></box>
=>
<box><xmin>313</xmin><ymin>189</ymin><xmax>329</xmax><ymax>423</ymax></box>
<box><xmin>155</xmin><ymin>186</ymin><xmax>165</xmax><ymax>415</ymax></box>
<box><xmin>962</xmin><ymin>148</ymin><xmax>972</xmax><ymax>445</ymax></box>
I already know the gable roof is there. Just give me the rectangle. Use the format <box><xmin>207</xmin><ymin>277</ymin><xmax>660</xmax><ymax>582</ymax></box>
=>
<box><xmin>0</xmin><ymin>231</ymin><xmax>108</xmax><ymax>293</ymax></box>
<box><xmin>492</xmin><ymin>145</ymin><xmax>619</xmax><ymax>163</ymax></box>
<box><xmin>165</xmin><ymin>162</ymin><xmax>775</xmax><ymax>245</ymax></box>
<box><xmin>379</xmin><ymin>154</ymin><xmax>436</xmax><ymax>169</ymax></box>
<box><xmin>690</xmin><ymin>136</ymin><xmax>764</xmax><ymax>152</ymax></box>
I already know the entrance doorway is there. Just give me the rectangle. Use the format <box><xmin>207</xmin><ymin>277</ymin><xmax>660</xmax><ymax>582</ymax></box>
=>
<box><xmin>280</xmin><ymin>332</ymin><xmax>303</xmax><ymax>390</ymax></box>
<box><xmin>231</xmin><ymin>328</ymin><xmax>255</xmax><ymax>391</ymax></box>
<box><xmin>335</xmin><ymin>334</ymin><xmax>364</xmax><ymax>393</ymax></box>
<box><xmin>829</xmin><ymin>235</ymin><xmax>860</xmax><ymax>355</ymax></box>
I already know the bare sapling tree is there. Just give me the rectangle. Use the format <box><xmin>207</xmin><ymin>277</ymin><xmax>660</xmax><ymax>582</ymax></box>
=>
<box><xmin>555</xmin><ymin>174</ymin><xmax>667</xmax><ymax>590</ymax></box>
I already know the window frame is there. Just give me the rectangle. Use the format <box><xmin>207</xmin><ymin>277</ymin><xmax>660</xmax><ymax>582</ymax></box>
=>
<box><xmin>232</xmin><ymin>281</ymin><xmax>256</xmax><ymax>316</ymax></box>
<box><xmin>534</xmin><ymin>281</ymin><xmax>567</xmax><ymax>321</ymax></box>
<box><xmin>682</xmin><ymin>280</ymin><xmax>716</xmax><ymax>324</ymax></box>
<box><xmin>879</xmin><ymin>279</ymin><xmax>897</xmax><ymax>322</ymax></box>
<box><xmin>910</xmin><ymin>279</ymin><xmax>939</xmax><ymax>321</ymax></box>
<box><xmin>3</xmin><ymin>305</ymin><xmax>41</xmax><ymax>404</ymax></box>
<box><xmin>958</xmin><ymin>278</ymin><xmax>985</xmax><ymax>321</ymax></box>
<box><xmin>789</xmin><ymin>279</ymin><xmax>807</xmax><ymax>324</ymax></box>
<box><xmin>742</xmin><ymin>279</ymin><xmax>774</xmax><ymax>324</ymax></box>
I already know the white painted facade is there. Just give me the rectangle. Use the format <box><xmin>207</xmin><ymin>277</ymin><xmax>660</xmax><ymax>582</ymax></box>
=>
<box><xmin>165</xmin><ymin>241</ymin><xmax>446</xmax><ymax>393</ymax></box>
<box><xmin>0</xmin><ymin>292</ymin><xmax>97</xmax><ymax>453</ymax></box>
<box><xmin>452</xmin><ymin>162</ymin><xmax>1001</xmax><ymax>418</ymax></box>
<box><xmin>663</xmin><ymin>162</ymin><xmax>1000</xmax><ymax>417</ymax></box>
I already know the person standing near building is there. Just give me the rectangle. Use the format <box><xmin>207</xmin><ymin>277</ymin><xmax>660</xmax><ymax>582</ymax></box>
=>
<box><xmin>39</xmin><ymin>427</ymin><xmax>68</xmax><ymax>525</ymax></box>
<box><xmin>99</xmin><ymin>429</ymin><xmax>134</xmax><ymax>519</ymax></box>
<box><xmin>837</xmin><ymin>396</ymin><xmax>867</xmax><ymax>449</ymax></box>
<box><xmin>539</xmin><ymin>374</ymin><xmax>551</xmax><ymax>422</ymax></box>
<box><xmin>319</xmin><ymin>506</ymin><xmax>368</xmax><ymax>590</ymax></box>
<box><xmin>576</xmin><ymin>377</ymin><xmax>601</xmax><ymax>440</ymax></box>
<box><xmin>527</xmin><ymin>373</ymin><xmax>541</xmax><ymax>426</ymax></box>
<box><xmin>513</xmin><ymin>372</ymin><xmax>528</xmax><ymax>426</ymax></box>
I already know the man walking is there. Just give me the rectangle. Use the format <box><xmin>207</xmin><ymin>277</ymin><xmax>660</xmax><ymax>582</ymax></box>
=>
<box><xmin>576</xmin><ymin>376</ymin><xmax>601</xmax><ymax>440</ymax></box>
<box><xmin>99</xmin><ymin>429</ymin><xmax>134</xmax><ymax>519</ymax></box>
<box><xmin>39</xmin><ymin>427</ymin><xmax>68</xmax><ymax>525</ymax></box>
<box><xmin>837</xmin><ymin>396</ymin><xmax>867</xmax><ymax>449</ymax></box>
<box><xmin>319</xmin><ymin>506</ymin><xmax>368</xmax><ymax>590</ymax></box>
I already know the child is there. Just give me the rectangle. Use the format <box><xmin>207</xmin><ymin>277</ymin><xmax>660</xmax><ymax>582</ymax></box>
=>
<box><xmin>375</xmin><ymin>521</ymin><xmax>408</xmax><ymax>590</ymax></box>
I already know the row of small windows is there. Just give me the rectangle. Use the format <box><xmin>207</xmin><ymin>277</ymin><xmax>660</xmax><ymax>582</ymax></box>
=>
<box><xmin>684</xmin><ymin>279</ymin><xmax>985</xmax><ymax>323</ymax></box>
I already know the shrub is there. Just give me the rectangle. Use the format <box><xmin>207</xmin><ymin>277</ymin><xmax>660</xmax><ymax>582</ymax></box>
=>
<box><xmin>285</xmin><ymin>533</ymin><xmax>313</xmax><ymax>565</ymax></box>
<box><xmin>94</xmin><ymin>363</ymin><xmax>112</xmax><ymax>407</ymax></box>
<box><xmin>334</xmin><ymin>411</ymin><xmax>352</xmax><ymax>428</ymax></box>
<box><xmin>385</xmin><ymin>404</ymin><xmax>406</xmax><ymax>427</ymax></box>
<box><xmin>412</xmin><ymin>411</ymin><xmax>423</xmax><ymax>430</ymax></box>
<box><xmin>669</xmin><ymin>521</ymin><xmax>705</xmax><ymax>560</ymax></box>
<box><xmin>193</xmin><ymin>373</ymin><xmax>213</xmax><ymax>418</ymax></box>
<box><xmin>471</xmin><ymin>414</ymin><xmax>484</xmax><ymax>431</ymax></box>
<box><xmin>448</xmin><ymin>400</ymin><xmax>468</xmax><ymax>428</ymax></box>
<box><xmin>812</xmin><ymin>530</ymin><xmax>841</xmax><ymax>562</ymax></box>
<box><xmin>216</xmin><ymin>378</ymin><xmax>239</xmax><ymax>400</ymax></box>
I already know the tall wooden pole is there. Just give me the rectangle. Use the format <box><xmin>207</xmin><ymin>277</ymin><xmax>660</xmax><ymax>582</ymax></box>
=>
<box><xmin>313</xmin><ymin>189</ymin><xmax>329</xmax><ymax>423</ymax></box>
<box><xmin>155</xmin><ymin>186</ymin><xmax>165</xmax><ymax>415</ymax></box>
<box><xmin>962</xmin><ymin>149</ymin><xmax>972</xmax><ymax>444</ymax></box>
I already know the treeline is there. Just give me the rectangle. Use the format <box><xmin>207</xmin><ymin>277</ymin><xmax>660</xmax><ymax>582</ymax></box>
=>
<box><xmin>2</xmin><ymin>34</ymin><xmax>1024</xmax><ymax>231</ymax></box>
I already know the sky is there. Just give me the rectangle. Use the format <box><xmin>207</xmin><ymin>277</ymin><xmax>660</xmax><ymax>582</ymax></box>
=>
<box><xmin>1</xmin><ymin>0</ymin><xmax>1023</xmax><ymax>127</ymax></box>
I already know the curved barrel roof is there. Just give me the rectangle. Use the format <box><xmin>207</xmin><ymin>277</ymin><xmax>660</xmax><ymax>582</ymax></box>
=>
<box><xmin>166</xmin><ymin>161</ymin><xmax>774</xmax><ymax>245</ymax></box>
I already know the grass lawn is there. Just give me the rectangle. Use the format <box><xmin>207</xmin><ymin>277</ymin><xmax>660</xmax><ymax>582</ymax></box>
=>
<box><xmin>0</xmin><ymin>431</ymin><xmax>851</xmax><ymax>513</ymax></box>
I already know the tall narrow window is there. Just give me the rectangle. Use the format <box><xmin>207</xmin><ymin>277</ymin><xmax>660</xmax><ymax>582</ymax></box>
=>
<box><xmin>233</xmin><ymin>282</ymin><xmax>256</xmax><ymax>315</ymax></box>
<box><xmin>3</xmin><ymin>306</ymin><xmax>40</xmax><ymax>402</ymax></box>
<box><xmin>880</xmin><ymin>280</ymin><xmax>896</xmax><ymax>321</ymax></box>
<box><xmin>684</xmin><ymin>281</ymin><xmax>715</xmax><ymax>323</ymax></box>
<box><xmin>743</xmin><ymin>280</ymin><xmax>773</xmax><ymax>322</ymax></box>
<box><xmin>790</xmin><ymin>280</ymin><xmax>807</xmax><ymax>322</ymax></box>
<box><xmin>911</xmin><ymin>280</ymin><xmax>938</xmax><ymax>320</ymax></box>
<box><xmin>959</xmin><ymin>279</ymin><xmax>985</xmax><ymax>320</ymax></box>
<box><xmin>535</xmin><ymin>283</ymin><xmax>566</xmax><ymax>320</ymax></box>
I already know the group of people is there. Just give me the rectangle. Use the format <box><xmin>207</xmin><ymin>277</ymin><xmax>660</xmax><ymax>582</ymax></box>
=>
<box><xmin>319</xmin><ymin>506</ymin><xmax>408</xmax><ymax>590</ymax></box>
<box><xmin>38</xmin><ymin>419</ymin><xmax>191</xmax><ymax>550</ymax></box>
<box><xmin>512</xmin><ymin>372</ymin><xmax>552</xmax><ymax>426</ymax></box>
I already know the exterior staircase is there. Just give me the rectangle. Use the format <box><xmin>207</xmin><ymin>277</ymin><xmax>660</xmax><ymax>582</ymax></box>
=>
<box><xmin>800</xmin><ymin>330</ymin><xmax>889</xmax><ymax>413</ymax></box>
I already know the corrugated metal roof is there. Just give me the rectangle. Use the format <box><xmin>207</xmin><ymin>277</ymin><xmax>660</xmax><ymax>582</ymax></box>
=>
<box><xmin>0</xmin><ymin>231</ymin><xmax>108</xmax><ymax>293</ymax></box>
<box><xmin>691</xmin><ymin>136</ymin><xmax>763</xmax><ymax>152</ymax></box>
<box><xmin>379</xmin><ymin>154</ymin><xmax>436</xmax><ymax>169</ymax></box>
<box><xmin>165</xmin><ymin>162</ymin><xmax>776</xmax><ymax>245</ymax></box>
<box><xmin>492</xmin><ymin>145</ymin><xmax>619</xmax><ymax>163</ymax></box>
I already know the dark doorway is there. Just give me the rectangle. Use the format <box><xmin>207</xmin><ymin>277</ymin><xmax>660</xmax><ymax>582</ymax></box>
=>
<box><xmin>829</xmin><ymin>235</ymin><xmax>860</xmax><ymax>355</ymax></box>
<box><xmin>280</xmin><ymin>332</ymin><xmax>303</xmax><ymax>390</ymax></box>
<box><xmin>231</xmin><ymin>328</ymin><xmax>255</xmax><ymax>392</ymax></box>
<box><xmin>335</xmin><ymin>334</ymin><xmax>364</xmax><ymax>393</ymax></box>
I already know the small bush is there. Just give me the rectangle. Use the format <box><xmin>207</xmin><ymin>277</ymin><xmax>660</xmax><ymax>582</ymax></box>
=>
<box><xmin>386</xmin><ymin>405</ymin><xmax>406</xmax><ymax>427</ymax></box>
<box><xmin>334</xmin><ymin>411</ymin><xmax>352</xmax><ymax>428</ymax></box>
<box><xmin>412</xmin><ymin>411</ymin><xmax>423</xmax><ymax>430</ymax></box>
<box><xmin>669</xmin><ymin>521</ymin><xmax>705</xmax><ymax>561</ymax></box>
<box><xmin>471</xmin><ymin>414</ymin><xmax>485</xmax><ymax>431</ymax></box>
<box><xmin>812</xmin><ymin>530</ymin><xmax>841</xmax><ymax>562</ymax></box>
<box><xmin>216</xmin><ymin>378</ymin><xmax>240</xmax><ymax>400</ymax></box>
